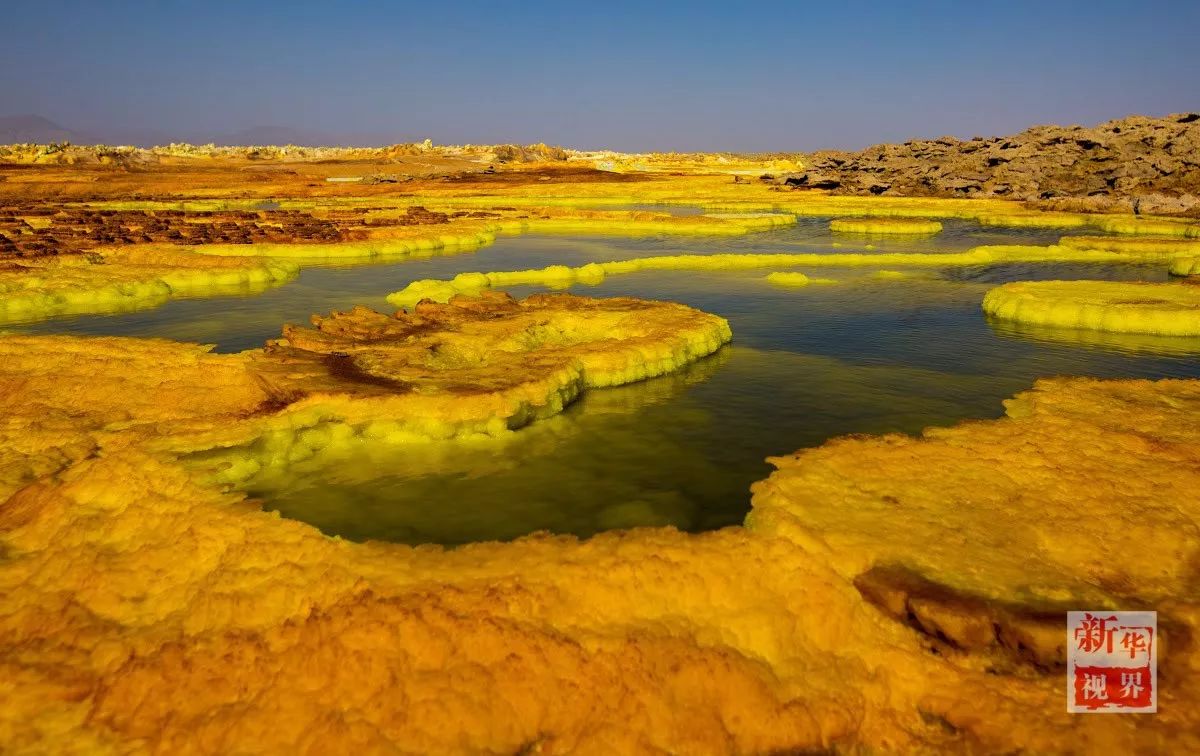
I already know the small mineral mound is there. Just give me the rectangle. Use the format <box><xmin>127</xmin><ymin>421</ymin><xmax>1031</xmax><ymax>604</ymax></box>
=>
<box><xmin>829</xmin><ymin>217</ymin><xmax>943</xmax><ymax>235</ymax></box>
<box><xmin>764</xmin><ymin>272</ymin><xmax>837</xmax><ymax>287</ymax></box>
<box><xmin>982</xmin><ymin>279</ymin><xmax>1200</xmax><ymax>335</ymax></box>
<box><xmin>1171</xmin><ymin>257</ymin><xmax>1200</xmax><ymax>277</ymax></box>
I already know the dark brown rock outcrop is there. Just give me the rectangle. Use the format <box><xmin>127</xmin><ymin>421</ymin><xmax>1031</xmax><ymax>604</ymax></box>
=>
<box><xmin>782</xmin><ymin>113</ymin><xmax>1200</xmax><ymax>215</ymax></box>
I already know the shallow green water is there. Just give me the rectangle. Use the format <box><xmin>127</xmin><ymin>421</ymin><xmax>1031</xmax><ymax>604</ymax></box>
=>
<box><xmin>17</xmin><ymin>217</ymin><xmax>1200</xmax><ymax>544</ymax></box>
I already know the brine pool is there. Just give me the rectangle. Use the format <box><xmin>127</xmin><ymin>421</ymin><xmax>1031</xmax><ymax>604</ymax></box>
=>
<box><xmin>19</xmin><ymin>216</ymin><xmax>1200</xmax><ymax>545</ymax></box>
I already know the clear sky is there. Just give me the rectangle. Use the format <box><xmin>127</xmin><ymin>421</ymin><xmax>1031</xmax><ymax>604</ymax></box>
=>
<box><xmin>2</xmin><ymin>0</ymin><xmax>1197</xmax><ymax>151</ymax></box>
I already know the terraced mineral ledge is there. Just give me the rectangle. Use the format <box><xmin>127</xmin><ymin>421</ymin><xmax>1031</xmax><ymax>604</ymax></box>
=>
<box><xmin>829</xmin><ymin>217</ymin><xmax>943</xmax><ymax>235</ymax></box>
<box><xmin>385</xmin><ymin>242</ymin><xmax>1195</xmax><ymax>308</ymax></box>
<box><xmin>2</xmin><ymin>328</ymin><xmax>1199</xmax><ymax>751</ymax></box>
<box><xmin>0</xmin><ymin>291</ymin><xmax>730</xmax><ymax>490</ymax></box>
<box><xmin>0</xmin><ymin>205</ymin><xmax>795</xmax><ymax>324</ymax></box>
<box><xmin>982</xmin><ymin>280</ymin><xmax>1200</xmax><ymax>336</ymax></box>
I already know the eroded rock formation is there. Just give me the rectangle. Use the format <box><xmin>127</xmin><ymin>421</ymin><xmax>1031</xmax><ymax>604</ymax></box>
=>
<box><xmin>782</xmin><ymin>113</ymin><xmax>1200</xmax><ymax>215</ymax></box>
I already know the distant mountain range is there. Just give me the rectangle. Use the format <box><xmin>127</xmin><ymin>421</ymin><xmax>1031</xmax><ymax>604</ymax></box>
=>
<box><xmin>0</xmin><ymin>114</ymin><xmax>411</xmax><ymax>147</ymax></box>
<box><xmin>0</xmin><ymin>115</ymin><xmax>85</xmax><ymax>144</ymax></box>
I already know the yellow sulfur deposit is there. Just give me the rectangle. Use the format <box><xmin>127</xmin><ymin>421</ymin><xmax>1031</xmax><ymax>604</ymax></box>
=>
<box><xmin>1058</xmin><ymin>234</ymin><xmax>1200</xmax><ymax>255</ymax></box>
<box><xmin>976</xmin><ymin>211</ymin><xmax>1093</xmax><ymax>228</ymax></box>
<box><xmin>0</xmin><ymin>291</ymin><xmax>730</xmax><ymax>489</ymax></box>
<box><xmin>0</xmin><ymin>208</ymin><xmax>799</xmax><ymax>324</ymax></box>
<box><xmin>1093</xmin><ymin>216</ymin><xmax>1200</xmax><ymax>237</ymax></box>
<box><xmin>8</xmin><ymin>152</ymin><xmax>1200</xmax><ymax>753</ymax></box>
<box><xmin>982</xmin><ymin>279</ymin><xmax>1200</xmax><ymax>335</ymax></box>
<box><xmin>745</xmin><ymin>376</ymin><xmax>1200</xmax><ymax>751</ymax></box>
<box><xmin>359</xmin><ymin>207</ymin><xmax>797</xmax><ymax>236</ymax></box>
<box><xmin>188</xmin><ymin>226</ymin><xmax>501</xmax><ymax>259</ymax></box>
<box><xmin>183</xmin><ymin>292</ymin><xmax>728</xmax><ymax>484</ymax></box>
<box><xmin>764</xmin><ymin>272</ymin><xmax>837</xmax><ymax>287</ymax></box>
<box><xmin>1171</xmin><ymin>257</ymin><xmax>1200</xmax><ymax>276</ymax></box>
<box><xmin>387</xmin><ymin>244</ymin><xmax>1191</xmax><ymax>307</ymax></box>
<box><xmin>3</xmin><ymin>338</ymin><xmax>1199</xmax><ymax>751</ymax></box>
<box><xmin>829</xmin><ymin>217</ymin><xmax>943</xmax><ymax>235</ymax></box>
<box><xmin>0</xmin><ymin>246</ymin><xmax>298</xmax><ymax>324</ymax></box>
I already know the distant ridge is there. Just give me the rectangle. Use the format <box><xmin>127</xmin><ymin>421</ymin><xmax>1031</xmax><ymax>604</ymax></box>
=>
<box><xmin>0</xmin><ymin>116</ymin><xmax>406</xmax><ymax>147</ymax></box>
<box><xmin>0</xmin><ymin>115</ymin><xmax>86</xmax><ymax>144</ymax></box>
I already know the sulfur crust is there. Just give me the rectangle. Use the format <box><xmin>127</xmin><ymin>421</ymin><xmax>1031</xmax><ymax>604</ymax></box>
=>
<box><xmin>0</xmin><ymin>247</ymin><xmax>298</xmax><ymax>324</ymax></box>
<box><xmin>2</xmin><ymin>330</ymin><xmax>1199</xmax><ymax>750</ymax></box>
<box><xmin>188</xmin><ymin>226</ymin><xmax>501</xmax><ymax>259</ymax></box>
<box><xmin>1171</xmin><ymin>257</ymin><xmax>1200</xmax><ymax>276</ymax></box>
<box><xmin>1058</xmin><ymin>235</ymin><xmax>1200</xmax><ymax>256</ymax></box>
<box><xmin>181</xmin><ymin>293</ymin><xmax>728</xmax><ymax>484</ymax></box>
<box><xmin>982</xmin><ymin>279</ymin><xmax>1200</xmax><ymax>335</ymax></box>
<box><xmin>386</xmin><ymin>244</ymin><xmax>1193</xmax><ymax>307</ymax></box>
<box><xmin>764</xmin><ymin>272</ymin><xmax>838</xmax><ymax>287</ymax></box>
<box><xmin>359</xmin><ymin>208</ymin><xmax>797</xmax><ymax>237</ymax></box>
<box><xmin>0</xmin><ymin>208</ymin><xmax>805</xmax><ymax>324</ymax></box>
<box><xmin>976</xmin><ymin>212</ymin><xmax>1093</xmax><ymax>228</ymax></box>
<box><xmin>1093</xmin><ymin>216</ymin><xmax>1200</xmax><ymax>237</ymax></box>
<box><xmin>8</xmin><ymin>156</ymin><xmax>1200</xmax><ymax>752</ymax></box>
<box><xmin>745</xmin><ymin>376</ymin><xmax>1200</xmax><ymax>751</ymax></box>
<box><xmin>829</xmin><ymin>218</ymin><xmax>943</xmax><ymax>235</ymax></box>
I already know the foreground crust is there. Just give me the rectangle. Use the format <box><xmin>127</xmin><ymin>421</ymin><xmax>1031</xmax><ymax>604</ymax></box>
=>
<box><xmin>2</xmin><ymin>300</ymin><xmax>1198</xmax><ymax>751</ymax></box>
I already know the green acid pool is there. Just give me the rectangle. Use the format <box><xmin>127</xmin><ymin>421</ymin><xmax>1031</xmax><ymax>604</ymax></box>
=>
<box><xmin>17</xmin><ymin>217</ymin><xmax>1200</xmax><ymax>544</ymax></box>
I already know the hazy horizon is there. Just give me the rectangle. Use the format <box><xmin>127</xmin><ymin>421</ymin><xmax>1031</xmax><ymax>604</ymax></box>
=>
<box><xmin>3</xmin><ymin>0</ymin><xmax>1198</xmax><ymax>152</ymax></box>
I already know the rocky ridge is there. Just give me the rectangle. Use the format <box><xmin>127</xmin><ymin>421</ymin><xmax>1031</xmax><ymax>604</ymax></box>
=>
<box><xmin>781</xmin><ymin>113</ymin><xmax>1200</xmax><ymax>215</ymax></box>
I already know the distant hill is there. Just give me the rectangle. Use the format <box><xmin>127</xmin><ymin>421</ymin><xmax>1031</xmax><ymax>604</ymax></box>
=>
<box><xmin>0</xmin><ymin>114</ymin><xmax>85</xmax><ymax>144</ymax></box>
<box><xmin>0</xmin><ymin>116</ymin><xmax>413</xmax><ymax>148</ymax></box>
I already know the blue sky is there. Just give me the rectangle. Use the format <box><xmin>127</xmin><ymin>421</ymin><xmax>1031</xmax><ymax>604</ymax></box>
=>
<box><xmin>2</xmin><ymin>0</ymin><xmax>1197</xmax><ymax>150</ymax></box>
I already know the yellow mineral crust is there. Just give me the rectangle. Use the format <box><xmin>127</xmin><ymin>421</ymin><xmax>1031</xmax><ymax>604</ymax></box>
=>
<box><xmin>749</xmin><ymin>376</ymin><xmax>1200</xmax><ymax>657</ymax></box>
<box><xmin>1093</xmin><ymin>216</ymin><xmax>1200</xmax><ymax>237</ymax></box>
<box><xmin>982</xmin><ymin>279</ymin><xmax>1200</xmax><ymax>335</ymax></box>
<box><xmin>360</xmin><ymin>207</ymin><xmax>797</xmax><ymax>236</ymax></box>
<box><xmin>186</xmin><ymin>221</ymin><xmax>502</xmax><ymax>259</ymax></box>
<box><xmin>79</xmin><ymin>293</ymin><xmax>724</xmax><ymax>485</ymax></box>
<box><xmin>386</xmin><ymin>244</ymin><xmax>1190</xmax><ymax>307</ymax></box>
<box><xmin>0</xmin><ymin>246</ymin><xmax>298</xmax><ymax>324</ymax></box>
<box><xmin>3</xmin><ymin>352</ymin><xmax>1199</xmax><ymax>750</ymax></box>
<box><xmin>1059</xmin><ymin>235</ymin><xmax>1200</xmax><ymax>256</ymax></box>
<box><xmin>0</xmin><ymin>208</ymin><xmax>800</xmax><ymax>324</ymax></box>
<box><xmin>744</xmin><ymin>376</ymin><xmax>1200</xmax><ymax>749</ymax></box>
<box><xmin>764</xmin><ymin>272</ymin><xmax>838</xmax><ymax>287</ymax></box>
<box><xmin>1169</xmin><ymin>257</ymin><xmax>1200</xmax><ymax>277</ymax></box>
<box><xmin>830</xmin><ymin>217</ymin><xmax>943</xmax><ymax>235</ymax></box>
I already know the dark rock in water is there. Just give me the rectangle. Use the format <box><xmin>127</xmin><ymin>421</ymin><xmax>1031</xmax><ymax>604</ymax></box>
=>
<box><xmin>782</xmin><ymin>172</ymin><xmax>841</xmax><ymax>189</ymax></box>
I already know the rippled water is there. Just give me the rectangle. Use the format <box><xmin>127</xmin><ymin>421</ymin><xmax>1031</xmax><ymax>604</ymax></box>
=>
<box><xmin>18</xmin><ymin>217</ymin><xmax>1200</xmax><ymax>544</ymax></box>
